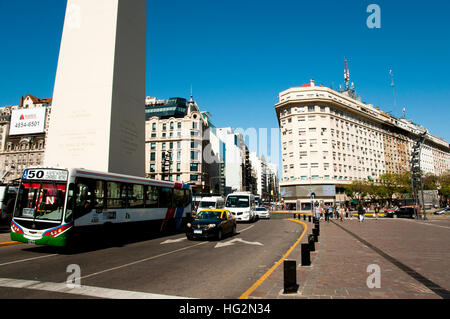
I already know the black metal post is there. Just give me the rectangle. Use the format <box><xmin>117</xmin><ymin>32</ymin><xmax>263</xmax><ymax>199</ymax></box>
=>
<box><xmin>301</xmin><ymin>243</ymin><xmax>311</xmax><ymax>266</ymax></box>
<box><xmin>283</xmin><ymin>260</ymin><xmax>298</xmax><ymax>294</ymax></box>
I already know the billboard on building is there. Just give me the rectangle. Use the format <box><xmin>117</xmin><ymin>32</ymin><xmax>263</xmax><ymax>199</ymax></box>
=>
<box><xmin>9</xmin><ymin>107</ymin><xmax>47</xmax><ymax>136</ymax></box>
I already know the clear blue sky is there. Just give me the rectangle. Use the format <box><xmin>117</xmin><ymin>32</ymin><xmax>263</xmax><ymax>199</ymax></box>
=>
<box><xmin>1</xmin><ymin>0</ymin><xmax>449</xmax><ymax>158</ymax></box>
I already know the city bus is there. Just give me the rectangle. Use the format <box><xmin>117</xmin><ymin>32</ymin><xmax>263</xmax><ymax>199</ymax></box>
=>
<box><xmin>10</xmin><ymin>167</ymin><xmax>192</xmax><ymax>247</ymax></box>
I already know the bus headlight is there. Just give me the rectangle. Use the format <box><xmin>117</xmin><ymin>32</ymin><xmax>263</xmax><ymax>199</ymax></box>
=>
<box><xmin>187</xmin><ymin>223</ymin><xmax>192</xmax><ymax>228</ymax></box>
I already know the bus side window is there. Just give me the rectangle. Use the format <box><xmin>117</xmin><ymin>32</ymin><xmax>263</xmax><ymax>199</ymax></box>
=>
<box><xmin>76</xmin><ymin>183</ymin><xmax>93</xmax><ymax>215</ymax></box>
<box><xmin>183</xmin><ymin>189</ymin><xmax>191</xmax><ymax>208</ymax></box>
<box><xmin>120</xmin><ymin>183</ymin><xmax>128</xmax><ymax>208</ymax></box>
<box><xmin>94</xmin><ymin>180</ymin><xmax>105</xmax><ymax>209</ymax></box>
<box><xmin>173</xmin><ymin>189</ymin><xmax>184</xmax><ymax>208</ymax></box>
<box><xmin>65</xmin><ymin>183</ymin><xmax>75</xmax><ymax>223</ymax></box>
<box><xmin>145</xmin><ymin>185</ymin><xmax>159</xmax><ymax>208</ymax></box>
<box><xmin>129</xmin><ymin>184</ymin><xmax>144</xmax><ymax>208</ymax></box>
<box><xmin>106</xmin><ymin>181</ymin><xmax>122</xmax><ymax>209</ymax></box>
<box><xmin>159</xmin><ymin>187</ymin><xmax>173</xmax><ymax>208</ymax></box>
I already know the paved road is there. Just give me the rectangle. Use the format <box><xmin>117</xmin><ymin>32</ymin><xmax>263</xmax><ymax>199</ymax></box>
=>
<box><xmin>0</xmin><ymin>219</ymin><xmax>303</xmax><ymax>299</ymax></box>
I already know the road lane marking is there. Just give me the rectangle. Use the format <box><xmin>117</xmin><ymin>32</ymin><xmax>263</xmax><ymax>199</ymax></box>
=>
<box><xmin>159</xmin><ymin>224</ymin><xmax>255</xmax><ymax>244</ymax></box>
<box><xmin>0</xmin><ymin>277</ymin><xmax>193</xmax><ymax>299</ymax></box>
<box><xmin>79</xmin><ymin>241</ymin><xmax>209</xmax><ymax>281</ymax></box>
<box><xmin>81</xmin><ymin>224</ymin><xmax>258</xmax><ymax>280</ymax></box>
<box><xmin>0</xmin><ymin>241</ymin><xmax>22</xmax><ymax>248</ymax></box>
<box><xmin>238</xmin><ymin>219</ymin><xmax>307</xmax><ymax>299</ymax></box>
<box><xmin>160</xmin><ymin>238</ymin><xmax>187</xmax><ymax>244</ymax></box>
<box><xmin>0</xmin><ymin>254</ymin><xmax>58</xmax><ymax>267</ymax></box>
<box><xmin>215</xmin><ymin>238</ymin><xmax>263</xmax><ymax>248</ymax></box>
<box><xmin>400</xmin><ymin>218</ymin><xmax>450</xmax><ymax>230</ymax></box>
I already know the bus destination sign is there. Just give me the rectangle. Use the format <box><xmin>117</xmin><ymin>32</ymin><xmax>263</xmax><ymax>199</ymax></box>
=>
<box><xmin>22</xmin><ymin>169</ymin><xmax>68</xmax><ymax>182</ymax></box>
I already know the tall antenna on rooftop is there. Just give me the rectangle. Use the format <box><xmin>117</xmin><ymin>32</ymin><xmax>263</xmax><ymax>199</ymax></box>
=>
<box><xmin>389</xmin><ymin>69</ymin><xmax>396</xmax><ymax>112</ymax></box>
<box><xmin>344</xmin><ymin>59</ymin><xmax>350</xmax><ymax>90</ymax></box>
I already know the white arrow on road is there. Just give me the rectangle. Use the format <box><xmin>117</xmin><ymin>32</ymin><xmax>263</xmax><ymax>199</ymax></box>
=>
<box><xmin>160</xmin><ymin>238</ymin><xmax>187</xmax><ymax>244</ymax></box>
<box><xmin>215</xmin><ymin>238</ymin><xmax>263</xmax><ymax>248</ymax></box>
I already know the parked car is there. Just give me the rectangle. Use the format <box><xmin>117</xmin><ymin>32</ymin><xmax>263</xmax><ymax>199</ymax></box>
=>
<box><xmin>186</xmin><ymin>209</ymin><xmax>236</xmax><ymax>240</ymax></box>
<box><xmin>255</xmin><ymin>207</ymin><xmax>270</xmax><ymax>219</ymax></box>
<box><xmin>385</xmin><ymin>206</ymin><xmax>415</xmax><ymax>218</ymax></box>
<box><xmin>434</xmin><ymin>207</ymin><xmax>450</xmax><ymax>215</ymax></box>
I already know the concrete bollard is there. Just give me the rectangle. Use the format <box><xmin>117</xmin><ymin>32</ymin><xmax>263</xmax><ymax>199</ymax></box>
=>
<box><xmin>308</xmin><ymin>215</ymin><xmax>311</xmax><ymax>222</ymax></box>
<box><xmin>283</xmin><ymin>259</ymin><xmax>298</xmax><ymax>294</ymax></box>
<box><xmin>301</xmin><ymin>243</ymin><xmax>311</xmax><ymax>266</ymax></box>
<box><xmin>308</xmin><ymin>234</ymin><xmax>315</xmax><ymax>252</ymax></box>
<box><xmin>313</xmin><ymin>232</ymin><xmax>318</xmax><ymax>243</ymax></box>
<box><xmin>313</xmin><ymin>227</ymin><xmax>320</xmax><ymax>238</ymax></box>
<box><xmin>303</xmin><ymin>214</ymin><xmax>306</xmax><ymax>221</ymax></box>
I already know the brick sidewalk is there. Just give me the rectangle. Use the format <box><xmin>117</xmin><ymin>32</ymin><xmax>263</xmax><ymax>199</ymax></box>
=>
<box><xmin>247</xmin><ymin>217</ymin><xmax>450</xmax><ymax>299</ymax></box>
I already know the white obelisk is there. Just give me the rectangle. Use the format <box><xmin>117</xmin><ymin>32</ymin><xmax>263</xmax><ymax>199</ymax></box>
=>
<box><xmin>45</xmin><ymin>0</ymin><xmax>146</xmax><ymax>177</ymax></box>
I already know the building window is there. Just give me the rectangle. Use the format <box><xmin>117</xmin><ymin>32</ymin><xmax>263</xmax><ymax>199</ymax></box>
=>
<box><xmin>152</xmin><ymin>123</ymin><xmax>156</xmax><ymax>130</ymax></box>
<box><xmin>177</xmin><ymin>122</ymin><xmax>182</xmax><ymax>129</ymax></box>
<box><xmin>190</xmin><ymin>163</ymin><xmax>198</xmax><ymax>172</ymax></box>
<box><xmin>151</xmin><ymin>143</ymin><xmax>156</xmax><ymax>150</ymax></box>
<box><xmin>190</xmin><ymin>175</ymin><xmax>198</xmax><ymax>181</ymax></box>
<box><xmin>191</xmin><ymin>151</ymin><xmax>198</xmax><ymax>160</ymax></box>
<box><xmin>150</xmin><ymin>152</ymin><xmax>155</xmax><ymax>161</ymax></box>
<box><xmin>308</xmin><ymin>106</ymin><xmax>315</xmax><ymax>112</ymax></box>
<box><xmin>170</xmin><ymin>122</ymin><xmax>174</xmax><ymax>130</ymax></box>
<box><xmin>150</xmin><ymin>164</ymin><xmax>155</xmax><ymax>172</ymax></box>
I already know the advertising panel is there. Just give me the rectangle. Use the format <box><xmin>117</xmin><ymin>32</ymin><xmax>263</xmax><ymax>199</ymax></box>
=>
<box><xmin>9</xmin><ymin>107</ymin><xmax>47</xmax><ymax>135</ymax></box>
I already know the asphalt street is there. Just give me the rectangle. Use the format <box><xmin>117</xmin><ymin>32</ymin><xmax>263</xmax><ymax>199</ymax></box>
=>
<box><xmin>0</xmin><ymin>218</ymin><xmax>304</xmax><ymax>299</ymax></box>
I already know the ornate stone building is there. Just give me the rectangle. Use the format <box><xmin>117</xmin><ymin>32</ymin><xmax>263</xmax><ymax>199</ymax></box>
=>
<box><xmin>0</xmin><ymin>94</ymin><xmax>52</xmax><ymax>183</ymax></box>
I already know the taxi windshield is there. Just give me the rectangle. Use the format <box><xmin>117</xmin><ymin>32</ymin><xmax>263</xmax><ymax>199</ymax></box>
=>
<box><xmin>196</xmin><ymin>211</ymin><xmax>221</xmax><ymax>220</ymax></box>
<box><xmin>14</xmin><ymin>182</ymin><xmax>67</xmax><ymax>222</ymax></box>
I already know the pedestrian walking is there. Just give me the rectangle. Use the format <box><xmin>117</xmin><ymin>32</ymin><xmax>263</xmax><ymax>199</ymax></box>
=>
<box><xmin>339</xmin><ymin>205</ymin><xmax>345</xmax><ymax>221</ymax></box>
<box><xmin>315</xmin><ymin>204</ymin><xmax>321</xmax><ymax>221</ymax></box>
<box><xmin>325</xmin><ymin>205</ymin><xmax>330</xmax><ymax>222</ymax></box>
<box><xmin>345</xmin><ymin>206</ymin><xmax>349</xmax><ymax>219</ymax></box>
<box><xmin>375</xmin><ymin>203</ymin><xmax>380</xmax><ymax>220</ymax></box>
<box><xmin>328</xmin><ymin>205</ymin><xmax>333</xmax><ymax>222</ymax></box>
<box><xmin>357</xmin><ymin>204</ymin><xmax>364</xmax><ymax>222</ymax></box>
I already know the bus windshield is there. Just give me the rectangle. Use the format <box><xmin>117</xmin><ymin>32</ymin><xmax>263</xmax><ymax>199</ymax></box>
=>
<box><xmin>14</xmin><ymin>182</ymin><xmax>67</xmax><ymax>222</ymax></box>
<box><xmin>226</xmin><ymin>196</ymin><xmax>249</xmax><ymax>208</ymax></box>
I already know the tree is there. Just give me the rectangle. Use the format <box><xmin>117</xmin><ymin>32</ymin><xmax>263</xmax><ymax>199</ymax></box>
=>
<box><xmin>438</xmin><ymin>171</ymin><xmax>450</xmax><ymax>204</ymax></box>
<box><xmin>395</xmin><ymin>171</ymin><xmax>412</xmax><ymax>198</ymax></box>
<box><xmin>423</xmin><ymin>173</ymin><xmax>439</xmax><ymax>190</ymax></box>
<box><xmin>344</xmin><ymin>181</ymin><xmax>368</xmax><ymax>204</ymax></box>
<box><xmin>379</xmin><ymin>173</ymin><xmax>399</xmax><ymax>207</ymax></box>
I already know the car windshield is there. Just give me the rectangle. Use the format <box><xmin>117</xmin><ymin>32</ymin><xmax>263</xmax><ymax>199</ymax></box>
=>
<box><xmin>196</xmin><ymin>211</ymin><xmax>221</xmax><ymax>220</ymax></box>
<box><xmin>199</xmin><ymin>201</ymin><xmax>216</xmax><ymax>208</ymax></box>
<box><xmin>14</xmin><ymin>182</ymin><xmax>67</xmax><ymax>222</ymax></box>
<box><xmin>226</xmin><ymin>196</ymin><xmax>249</xmax><ymax>208</ymax></box>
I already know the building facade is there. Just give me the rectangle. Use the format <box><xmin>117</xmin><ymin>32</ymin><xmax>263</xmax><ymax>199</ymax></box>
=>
<box><xmin>145</xmin><ymin>96</ymin><xmax>211</xmax><ymax>193</ymax></box>
<box><xmin>276</xmin><ymin>79</ymin><xmax>450</xmax><ymax>209</ymax></box>
<box><xmin>0</xmin><ymin>94</ymin><xmax>52</xmax><ymax>182</ymax></box>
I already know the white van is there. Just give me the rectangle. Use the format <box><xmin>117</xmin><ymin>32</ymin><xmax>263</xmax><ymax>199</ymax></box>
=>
<box><xmin>198</xmin><ymin>196</ymin><xmax>225</xmax><ymax>210</ymax></box>
<box><xmin>225</xmin><ymin>192</ymin><xmax>256</xmax><ymax>222</ymax></box>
